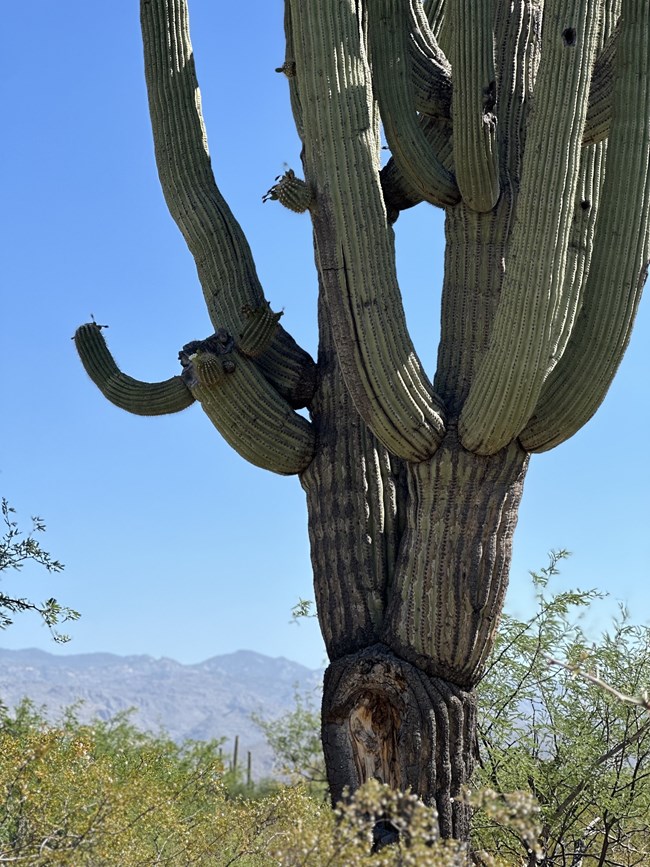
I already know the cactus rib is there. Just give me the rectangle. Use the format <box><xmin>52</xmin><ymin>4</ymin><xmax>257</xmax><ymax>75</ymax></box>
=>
<box><xmin>75</xmin><ymin>324</ymin><xmax>194</xmax><ymax>416</ymax></box>
<box><xmin>583</xmin><ymin>20</ymin><xmax>618</xmax><ymax>146</ymax></box>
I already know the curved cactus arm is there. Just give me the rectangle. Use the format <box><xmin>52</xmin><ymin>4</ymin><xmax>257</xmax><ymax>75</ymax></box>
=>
<box><xmin>520</xmin><ymin>0</ymin><xmax>650</xmax><ymax>453</ymax></box>
<box><xmin>459</xmin><ymin>0</ymin><xmax>600</xmax><ymax>455</ymax></box>
<box><xmin>380</xmin><ymin>114</ymin><xmax>454</xmax><ymax>218</ymax></box>
<box><xmin>422</xmin><ymin>0</ymin><xmax>446</xmax><ymax>36</ymax></box>
<box><xmin>180</xmin><ymin>338</ymin><xmax>316</xmax><ymax>476</ymax></box>
<box><xmin>74</xmin><ymin>324</ymin><xmax>194</xmax><ymax>416</ymax></box>
<box><xmin>583</xmin><ymin>19</ymin><xmax>619</xmax><ymax>146</ymax></box>
<box><xmin>368</xmin><ymin>0</ymin><xmax>459</xmax><ymax>208</ymax></box>
<box><xmin>289</xmin><ymin>0</ymin><xmax>446</xmax><ymax>462</ymax></box>
<box><xmin>140</xmin><ymin>0</ymin><xmax>316</xmax><ymax>407</ymax></box>
<box><xmin>380</xmin><ymin>155</ymin><xmax>423</xmax><ymax>219</ymax></box>
<box><xmin>377</xmin><ymin>0</ymin><xmax>454</xmax><ymax>219</ymax></box>
<box><xmin>407</xmin><ymin>0</ymin><xmax>451</xmax><ymax>120</ymax></box>
<box><xmin>448</xmin><ymin>0</ymin><xmax>500</xmax><ymax>213</ymax></box>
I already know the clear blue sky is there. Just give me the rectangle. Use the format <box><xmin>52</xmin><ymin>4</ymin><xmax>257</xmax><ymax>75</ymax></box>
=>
<box><xmin>1</xmin><ymin>2</ymin><xmax>648</xmax><ymax>671</ymax></box>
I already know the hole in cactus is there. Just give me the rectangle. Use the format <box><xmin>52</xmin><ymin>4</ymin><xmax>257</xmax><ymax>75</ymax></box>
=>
<box><xmin>563</xmin><ymin>28</ymin><xmax>577</xmax><ymax>46</ymax></box>
<box><xmin>580</xmin><ymin>200</ymin><xmax>591</xmax><ymax>211</ymax></box>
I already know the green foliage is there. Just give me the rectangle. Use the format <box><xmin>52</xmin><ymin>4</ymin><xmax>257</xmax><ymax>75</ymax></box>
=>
<box><xmin>2</xmin><ymin>555</ymin><xmax>648</xmax><ymax>865</ymax></box>
<box><xmin>0</xmin><ymin>703</ymin><xmax>485</xmax><ymax>865</ymax></box>
<box><xmin>271</xmin><ymin>780</ymin><xmax>470</xmax><ymax>866</ymax></box>
<box><xmin>0</xmin><ymin>701</ymin><xmax>311</xmax><ymax>865</ymax></box>
<box><xmin>0</xmin><ymin>498</ymin><xmax>79</xmax><ymax>642</ymax></box>
<box><xmin>289</xmin><ymin>597</ymin><xmax>316</xmax><ymax>625</ymax></box>
<box><xmin>253</xmin><ymin>689</ymin><xmax>327</xmax><ymax>798</ymax></box>
<box><xmin>270</xmin><ymin>556</ymin><xmax>650</xmax><ymax>864</ymax></box>
<box><xmin>474</xmin><ymin>552</ymin><xmax>650</xmax><ymax>864</ymax></box>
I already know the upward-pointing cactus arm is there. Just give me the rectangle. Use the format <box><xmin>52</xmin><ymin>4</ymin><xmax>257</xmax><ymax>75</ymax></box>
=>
<box><xmin>289</xmin><ymin>0</ymin><xmax>446</xmax><ymax>463</ymax></box>
<box><xmin>368</xmin><ymin>0</ymin><xmax>459</xmax><ymax>208</ymax></box>
<box><xmin>459</xmin><ymin>0</ymin><xmax>600</xmax><ymax>455</ymax></box>
<box><xmin>140</xmin><ymin>0</ymin><xmax>315</xmax><ymax>407</ymax></box>
<box><xmin>520</xmin><ymin>0</ymin><xmax>650</xmax><ymax>453</ymax></box>
<box><xmin>530</xmin><ymin>6</ymin><xmax>617</xmax><ymax>370</ymax></box>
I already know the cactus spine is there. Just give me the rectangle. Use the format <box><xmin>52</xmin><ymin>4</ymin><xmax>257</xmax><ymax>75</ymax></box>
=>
<box><xmin>76</xmin><ymin>0</ymin><xmax>649</xmax><ymax>841</ymax></box>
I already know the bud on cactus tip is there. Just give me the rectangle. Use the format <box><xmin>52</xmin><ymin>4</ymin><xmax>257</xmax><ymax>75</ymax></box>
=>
<box><xmin>263</xmin><ymin>169</ymin><xmax>314</xmax><ymax>213</ymax></box>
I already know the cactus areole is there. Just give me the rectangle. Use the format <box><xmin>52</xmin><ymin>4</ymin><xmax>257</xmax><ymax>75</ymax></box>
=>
<box><xmin>75</xmin><ymin>0</ymin><xmax>649</xmax><ymax>841</ymax></box>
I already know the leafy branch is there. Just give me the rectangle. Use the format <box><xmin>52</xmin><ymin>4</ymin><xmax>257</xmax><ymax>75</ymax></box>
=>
<box><xmin>0</xmin><ymin>498</ymin><xmax>79</xmax><ymax>642</ymax></box>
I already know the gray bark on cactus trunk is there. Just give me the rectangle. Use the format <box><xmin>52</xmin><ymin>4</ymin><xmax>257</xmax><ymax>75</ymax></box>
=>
<box><xmin>321</xmin><ymin>646</ymin><xmax>477</xmax><ymax>840</ymax></box>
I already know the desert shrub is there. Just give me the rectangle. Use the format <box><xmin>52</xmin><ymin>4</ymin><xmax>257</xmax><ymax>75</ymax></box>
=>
<box><xmin>474</xmin><ymin>553</ymin><xmax>650</xmax><ymax>864</ymax></box>
<box><xmin>0</xmin><ymin>701</ymin><xmax>311</xmax><ymax>865</ymax></box>
<box><xmin>252</xmin><ymin>689</ymin><xmax>327</xmax><ymax>799</ymax></box>
<box><xmin>2</xmin><ymin>556</ymin><xmax>648</xmax><ymax>865</ymax></box>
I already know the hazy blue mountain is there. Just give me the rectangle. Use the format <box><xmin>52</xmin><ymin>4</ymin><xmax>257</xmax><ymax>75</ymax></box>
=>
<box><xmin>0</xmin><ymin>648</ymin><xmax>323</xmax><ymax>779</ymax></box>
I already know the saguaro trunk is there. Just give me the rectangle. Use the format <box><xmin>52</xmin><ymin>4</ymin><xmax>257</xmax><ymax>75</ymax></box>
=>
<box><xmin>75</xmin><ymin>0</ymin><xmax>649</xmax><ymax>843</ymax></box>
<box><xmin>302</xmin><ymin>293</ymin><xmax>528</xmax><ymax>835</ymax></box>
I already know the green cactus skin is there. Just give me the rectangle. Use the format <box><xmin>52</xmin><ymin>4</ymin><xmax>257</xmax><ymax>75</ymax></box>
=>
<box><xmin>75</xmin><ymin>324</ymin><xmax>194</xmax><ymax>416</ymax></box>
<box><xmin>186</xmin><ymin>345</ymin><xmax>315</xmax><ymax>475</ymax></box>
<box><xmin>290</xmin><ymin>0</ymin><xmax>447</xmax><ymax>462</ymax></box>
<box><xmin>520</xmin><ymin>0</ymin><xmax>650</xmax><ymax>452</ymax></box>
<box><xmin>583</xmin><ymin>21</ymin><xmax>618</xmax><ymax>146</ymax></box>
<box><xmin>449</xmin><ymin>0</ymin><xmax>500</xmax><ymax>213</ymax></box>
<box><xmin>77</xmin><ymin>0</ymin><xmax>648</xmax><ymax>840</ymax></box>
<box><xmin>407</xmin><ymin>1</ymin><xmax>451</xmax><ymax>121</ymax></box>
<box><xmin>380</xmin><ymin>113</ymin><xmax>455</xmax><ymax>220</ymax></box>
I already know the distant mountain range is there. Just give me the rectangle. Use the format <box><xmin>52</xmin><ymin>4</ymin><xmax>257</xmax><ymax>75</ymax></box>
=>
<box><xmin>0</xmin><ymin>648</ymin><xmax>323</xmax><ymax>780</ymax></box>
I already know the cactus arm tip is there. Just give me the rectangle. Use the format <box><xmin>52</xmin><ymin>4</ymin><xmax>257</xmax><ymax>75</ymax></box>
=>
<box><xmin>74</xmin><ymin>323</ymin><xmax>195</xmax><ymax>417</ymax></box>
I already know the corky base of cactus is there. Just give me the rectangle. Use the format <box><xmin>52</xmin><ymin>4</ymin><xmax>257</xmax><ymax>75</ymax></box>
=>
<box><xmin>321</xmin><ymin>644</ymin><xmax>477</xmax><ymax>841</ymax></box>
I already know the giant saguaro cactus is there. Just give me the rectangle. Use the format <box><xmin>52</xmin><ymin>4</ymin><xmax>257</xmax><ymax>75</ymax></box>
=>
<box><xmin>75</xmin><ymin>0</ymin><xmax>649</xmax><ymax>841</ymax></box>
